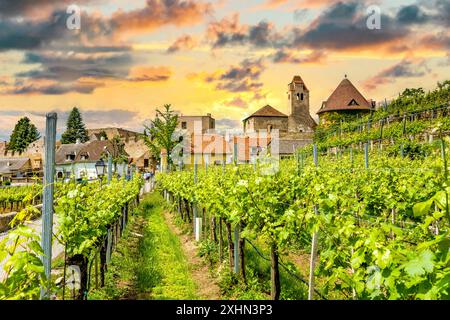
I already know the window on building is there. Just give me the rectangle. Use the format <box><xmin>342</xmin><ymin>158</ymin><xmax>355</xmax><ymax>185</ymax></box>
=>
<box><xmin>144</xmin><ymin>159</ymin><xmax>149</xmax><ymax>168</ymax></box>
<box><xmin>181</xmin><ymin>122</ymin><xmax>187</xmax><ymax>129</ymax></box>
<box><xmin>301</xmin><ymin>93</ymin><xmax>304</xmax><ymax>101</ymax></box>
<box><xmin>267</xmin><ymin>124</ymin><xmax>273</xmax><ymax>133</ymax></box>
<box><xmin>296</xmin><ymin>93</ymin><xmax>300</xmax><ymax>100</ymax></box>
<box><xmin>348</xmin><ymin>99</ymin><xmax>360</xmax><ymax>106</ymax></box>
<box><xmin>66</xmin><ymin>153</ymin><xmax>75</xmax><ymax>161</ymax></box>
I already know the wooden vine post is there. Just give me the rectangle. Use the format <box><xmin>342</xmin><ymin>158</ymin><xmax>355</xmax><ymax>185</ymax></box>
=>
<box><xmin>308</xmin><ymin>144</ymin><xmax>319</xmax><ymax>300</ymax></box>
<box><xmin>232</xmin><ymin>138</ymin><xmax>240</xmax><ymax>275</ymax></box>
<box><xmin>193</xmin><ymin>155</ymin><xmax>201</xmax><ymax>240</ymax></box>
<box><xmin>40</xmin><ymin>113</ymin><xmax>57</xmax><ymax>300</ymax></box>
<box><xmin>365</xmin><ymin>143</ymin><xmax>369</xmax><ymax>169</ymax></box>
<box><xmin>440</xmin><ymin>135</ymin><xmax>450</xmax><ymax>222</ymax></box>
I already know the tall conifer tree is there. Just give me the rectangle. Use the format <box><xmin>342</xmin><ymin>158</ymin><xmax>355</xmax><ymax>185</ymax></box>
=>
<box><xmin>61</xmin><ymin>107</ymin><xmax>89</xmax><ymax>144</ymax></box>
<box><xmin>8</xmin><ymin>117</ymin><xmax>40</xmax><ymax>152</ymax></box>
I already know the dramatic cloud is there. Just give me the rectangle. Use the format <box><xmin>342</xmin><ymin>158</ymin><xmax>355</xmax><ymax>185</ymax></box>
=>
<box><xmin>0</xmin><ymin>0</ymin><xmax>98</xmax><ymax>18</ymax></box>
<box><xmin>19</xmin><ymin>51</ymin><xmax>132</xmax><ymax>82</ymax></box>
<box><xmin>127</xmin><ymin>66</ymin><xmax>172</xmax><ymax>82</ymax></box>
<box><xmin>206</xmin><ymin>13</ymin><xmax>283</xmax><ymax>48</ymax></box>
<box><xmin>0</xmin><ymin>11</ymin><xmax>68</xmax><ymax>51</ymax></box>
<box><xmin>206</xmin><ymin>13</ymin><xmax>248</xmax><ymax>47</ymax></box>
<box><xmin>292</xmin><ymin>2</ymin><xmax>408</xmax><ymax>51</ymax></box>
<box><xmin>206</xmin><ymin>1</ymin><xmax>448</xmax><ymax>55</ymax></box>
<box><xmin>167</xmin><ymin>35</ymin><xmax>197</xmax><ymax>53</ymax></box>
<box><xmin>396</xmin><ymin>4</ymin><xmax>429</xmax><ymax>25</ymax></box>
<box><xmin>419</xmin><ymin>0</ymin><xmax>450</xmax><ymax>27</ymax></box>
<box><xmin>299</xmin><ymin>0</ymin><xmax>348</xmax><ymax>8</ymax></box>
<box><xmin>111</xmin><ymin>0</ymin><xmax>212</xmax><ymax>34</ymax></box>
<box><xmin>363</xmin><ymin>59</ymin><xmax>431</xmax><ymax>91</ymax></box>
<box><xmin>0</xmin><ymin>1</ymin><xmax>211</xmax><ymax>51</ymax></box>
<box><xmin>420</xmin><ymin>32</ymin><xmax>450</xmax><ymax>51</ymax></box>
<box><xmin>272</xmin><ymin>50</ymin><xmax>326</xmax><ymax>64</ymax></box>
<box><xmin>191</xmin><ymin>58</ymin><xmax>266</xmax><ymax>98</ymax></box>
<box><xmin>208</xmin><ymin>59</ymin><xmax>265</xmax><ymax>93</ymax></box>
<box><xmin>5</xmin><ymin>80</ymin><xmax>104</xmax><ymax>95</ymax></box>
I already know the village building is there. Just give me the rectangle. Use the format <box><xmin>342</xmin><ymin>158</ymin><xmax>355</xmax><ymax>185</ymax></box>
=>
<box><xmin>0</xmin><ymin>158</ymin><xmax>32</xmax><ymax>184</ymax></box>
<box><xmin>243</xmin><ymin>105</ymin><xmax>288</xmax><ymax>133</ymax></box>
<box><xmin>178</xmin><ymin>113</ymin><xmax>215</xmax><ymax>133</ymax></box>
<box><xmin>88</xmin><ymin>127</ymin><xmax>152</xmax><ymax>173</ymax></box>
<box><xmin>243</xmin><ymin>76</ymin><xmax>317</xmax><ymax>135</ymax></box>
<box><xmin>55</xmin><ymin>140</ymin><xmax>129</xmax><ymax>181</ymax></box>
<box><xmin>242</xmin><ymin>76</ymin><xmax>317</xmax><ymax>156</ymax></box>
<box><xmin>160</xmin><ymin>132</ymin><xmax>271</xmax><ymax>171</ymax></box>
<box><xmin>0</xmin><ymin>139</ymin><xmax>46</xmax><ymax>183</ymax></box>
<box><xmin>317</xmin><ymin>77</ymin><xmax>376</xmax><ymax>124</ymax></box>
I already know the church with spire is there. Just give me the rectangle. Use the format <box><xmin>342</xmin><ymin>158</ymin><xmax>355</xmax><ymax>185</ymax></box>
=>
<box><xmin>242</xmin><ymin>75</ymin><xmax>375</xmax><ymax>156</ymax></box>
<box><xmin>243</xmin><ymin>75</ymin><xmax>317</xmax><ymax>137</ymax></box>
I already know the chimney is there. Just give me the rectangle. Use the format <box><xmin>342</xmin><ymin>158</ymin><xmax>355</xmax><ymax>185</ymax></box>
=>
<box><xmin>76</xmin><ymin>138</ymin><xmax>81</xmax><ymax>144</ymax></box>
<box><xmin>207</xmin><ymin>113</ymin><xmax>211</xmax><ymax>117</ymax></box>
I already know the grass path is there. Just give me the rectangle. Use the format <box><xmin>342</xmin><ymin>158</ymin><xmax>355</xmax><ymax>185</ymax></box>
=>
<box><xmin>90</xmin><ymin>192</ymin><xmax>219</xmax><ymax>300</ymax></box>
<box><xmin>162</xmin><ymin>209</ymin><xmax>221</xmax><ymax>299</ymax></box>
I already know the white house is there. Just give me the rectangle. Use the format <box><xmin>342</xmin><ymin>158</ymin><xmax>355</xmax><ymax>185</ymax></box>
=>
<box><xmin>55</xmin><ymin>140</ymin><xmax>129</xmax><ymax>181</ymax></box>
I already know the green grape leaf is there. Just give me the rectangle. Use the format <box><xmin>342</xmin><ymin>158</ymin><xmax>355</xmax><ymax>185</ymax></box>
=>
<box><xmin>412</xmin><ymin>199</ymin><xmax>433</xmax><ymax>217</ymax></box>
<box><xmin>403</xmin><ymin>250</ymin><xmax>435</xmax><ymax>277</ymax></box>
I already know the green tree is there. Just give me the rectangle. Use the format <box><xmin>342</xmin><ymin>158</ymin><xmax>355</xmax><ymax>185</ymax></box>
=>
<box><xmin>8</xmin><ymin>117</ymin><xmax>40</xmax><ymax>153</ymax></box>
<box><xmin>144</xmin><ymin>104</ymin><xmax>179</xmax><ymax>171</ymax></box>
<box><xmin>61</xmin><ymin>107</ymin><xmax>89</xmax><ymax>144</ymax></box>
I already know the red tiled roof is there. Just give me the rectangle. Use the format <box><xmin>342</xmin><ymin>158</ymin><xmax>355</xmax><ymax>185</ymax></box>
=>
<box><xmin>191</xmin><ymin>133</ymin><xmax>232</xmax><ymax>155</ymax></box>
<box><xmin>190</xmin><ymin>133</ymin><xmax>272</xmax><ymax>162</ymax></box>
<box><xmin>243</xmin><ymin>105</ymin><xmax>288</xmax><ymax>121</ymax></box>
<box><xmin>317</xmin><ymin>78</ymin><xmax>373</xmax><ymax>114</ymax></box>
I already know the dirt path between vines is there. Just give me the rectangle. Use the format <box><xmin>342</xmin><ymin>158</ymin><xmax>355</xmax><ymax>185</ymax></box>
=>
<box><xmin>162</xmin><ymin>210</ymin><xmax>221</xmax><ymax>300</ymax></box>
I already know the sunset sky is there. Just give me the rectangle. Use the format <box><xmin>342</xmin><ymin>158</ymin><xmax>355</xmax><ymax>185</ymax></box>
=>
<box><xmin>0</xmin><ymin>0</ymin><xmax>449</xmax><ymax>140</ymax></box>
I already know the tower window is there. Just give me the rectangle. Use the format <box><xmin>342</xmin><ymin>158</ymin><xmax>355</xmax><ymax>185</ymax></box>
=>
<box><xmin>296</xmin><ymin>93</ymin><xmax>300</xmax><ymax>100</ymax></box>
<box><xmin>301</xmin><ymin>93</ymin><xmax>304</xmax><ymax>101</ymax></box>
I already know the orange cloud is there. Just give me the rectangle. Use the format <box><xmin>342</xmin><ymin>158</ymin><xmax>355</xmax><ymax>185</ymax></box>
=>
<box><xmin>263</xmin><ymin>0</ymin><xmax>289</xmax><ymax>8</ymax></box>
<box><xmin>167</xmin><ymin>35</ymin><xmax>198</xmax><ymax>53</ymax></box>
<box><xmin>363</xmin><ymin>58</ymin><xmax>430</xmax><ymax>91</ymax></box>
<box><xmin>272</xmin><ymin>50</ymin><xmax>327</xmax><ymax>64</ymax></box>
<box><xmin>127</xmin><ymin>66</ymin><xmax>172</xmax><ymax>82</ymax></box>
<box><xmin>111</xmin><ymin>0</ymin><xmax>212</xmax><ymax>35</ymax></box>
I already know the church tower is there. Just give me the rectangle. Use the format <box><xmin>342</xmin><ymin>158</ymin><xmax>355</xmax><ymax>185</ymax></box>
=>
<box><xmin>287</xmin><ymin>76</ymin><xmax>316</xmax><ymax>133</ymax></box>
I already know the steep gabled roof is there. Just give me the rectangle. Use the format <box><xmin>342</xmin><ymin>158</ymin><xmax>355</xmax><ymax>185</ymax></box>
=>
<box><xmin>55</xmin><ymin>140</ymin><xmax>129</xmax><ymax>164</ymax></box>
<box><xmin>317</xmin><ymin>78</ymin><xmax>373</xmax><ymax>114</ymax></box>
<box><xmin>0</xmin><ymin>158</ymin><xmax>30</xmax><ymax>174</ymax></box>
<box><xmin>243</xmin><ymin>105</ymin><xmax>288</xmax><ymax>122</ymax></box>
<box><xmin>289</xmin><ymin>75</ymin><xmax>309</xmax><ymax>91</ymax></box>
